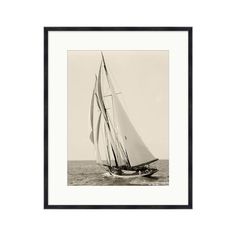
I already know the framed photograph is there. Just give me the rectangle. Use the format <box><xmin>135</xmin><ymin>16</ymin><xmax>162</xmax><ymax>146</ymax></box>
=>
<box><xmin>44</xmin><ymin>27</ymin><xmax>192</xmax><ymax>209</ymax></box>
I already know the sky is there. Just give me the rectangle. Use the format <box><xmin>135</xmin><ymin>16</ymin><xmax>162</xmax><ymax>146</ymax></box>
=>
<box><xmin>68</xmin><ymin>50</ymin><xmax>169</xmax><ymax>160</ymax></box>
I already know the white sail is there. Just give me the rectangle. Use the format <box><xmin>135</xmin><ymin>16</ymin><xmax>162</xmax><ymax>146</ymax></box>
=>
<box><xmin>104</xmin><ymin>123</ymin><xmax>111</xmax><ymax>166</ymax></box>
<box><xmin>96</xmin><ymin>63</ymin><xmax>124</xmax><ymax>166</ymax></box>
<box><xmin>101</xmin><ymin>54</ymin><xmax>157</xmax><ymax>167</ymax></box>
<box><xmin>90</xmin><ymin>53</ymin><xmax>157</xmax><ymax>169</ymax></box>
<box><xmin>113</xmin><ymin>95</ymin><xmax>157</xmax><ymax>167</ymax></box>
<box><xmin>89</xmin><ymin>76</ymin><xmax>103</xmax><ymax>164</ymax></box>
<box><xmin>94</xmin><ymin>112</ymin><xmax>102</xmax><ymax>164</ymax></box>
<box><xmin>89</xmin><ymin>89</ymin><xmax>95</xmax><ymax>144</ymax></box>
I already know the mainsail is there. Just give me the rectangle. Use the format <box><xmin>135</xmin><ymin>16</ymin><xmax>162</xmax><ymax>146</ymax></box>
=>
<box><xmin>89</xmin><ymin>53</ymin><xmax>158</xmax><ymax>169</ymax></box>
<box><xmin>112</xmin><ymin>95</ymin><xmax>157</xmax><ymax>167</ymax></box>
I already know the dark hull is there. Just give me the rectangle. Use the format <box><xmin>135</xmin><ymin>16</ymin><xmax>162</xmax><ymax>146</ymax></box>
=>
<box><xmin>108</xmin><ymin>168</ymin><xmax>158</xmax><ymax>178</ymax></box>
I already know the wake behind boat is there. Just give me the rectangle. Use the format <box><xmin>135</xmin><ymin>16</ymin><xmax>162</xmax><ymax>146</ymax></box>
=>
<box><xmin>89</xmin><ymin>52</ymin><xmax>158</xmax><ymax>178</ymax></box>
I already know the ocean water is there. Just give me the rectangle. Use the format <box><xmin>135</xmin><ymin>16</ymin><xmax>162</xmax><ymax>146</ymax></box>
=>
<box><xmin>68</xmin><ymin>160</ymin><xmax>169</xmax><ymax>186</ymax></box>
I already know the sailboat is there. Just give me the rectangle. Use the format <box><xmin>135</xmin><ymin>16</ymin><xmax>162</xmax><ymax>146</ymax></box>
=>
<box><xmin>89</xmin><ymin>52</ymin><xmax>158</xmax><ymax>178</ymax></box>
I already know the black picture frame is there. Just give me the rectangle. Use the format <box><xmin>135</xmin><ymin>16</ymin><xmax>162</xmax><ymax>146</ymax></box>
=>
<box><xmin>44</xmin><ymin>27</ymin><xmax>192</xmax><ymax>209</ymax></box>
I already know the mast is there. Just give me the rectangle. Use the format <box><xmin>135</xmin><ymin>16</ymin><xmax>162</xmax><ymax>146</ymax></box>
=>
<box><xmin>96</xmin><ymin>63</ymin><xmax>120</xmax><ymax>167</ymax></box>
<box><xmin>94</xmin><ymin>90</ymin><xmax>118</xmax><ymax>167</ymax></box>
<box><xmin>104</xmin><ymin>124</ymin><xmax>111</xmax><ymax>166</ymax></box>
<box><xmin>90</xmin><ymin>52</ymin><xmax>158</xmax><ymax>168</ymax></box>
<box><xmin>110</xmin><ymin>145</ymin><xmax>118</xmax><ymax>167</ymax></box>
<box><xmin>100</xmin><ymin>52</ymin><xmax>158</xmax><ymax>167</ymax></box>
<box><xmin>106</xmin><ymin>111</ymin><xmax>129</xmax><ymax>166</ymax></box>
<box><xmin>101</xmin><ymin>53</ymin><xmax>130</xmax><ymax>166</ymax></box>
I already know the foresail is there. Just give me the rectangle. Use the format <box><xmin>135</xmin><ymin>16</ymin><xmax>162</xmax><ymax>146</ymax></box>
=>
<box><xmin>89</xmin><ymin>75</ymin><xmax>102</xmax><ymax>164</ymax></box>
<box><xmin>89</xmin><ymin>91</ymin><xmax>95</xmax><ymax>144</ymax></box>
<box><xmin>89</xmin><ymin>76</ymin><xmax>98</xmax><ymax>144</ymax></box>
<box><xmin>104</xmin><ymin>124</ymin><xmax>111</xmax><ymax>166</ymax></box>
<box><xmin>89</xmin><ymin>131</ymin><xmax>94</xmax><ymax>143</ymax></box>
<box><xmin>113</xmin><ymin>96</ymin><xmax>157</xmax><ymax>167</ymax></box>
<box><xmin>97</xmin><ymin>62</ymin><xmax>109</xmax><ymax>124</ymax></box>
<box><xmin>96</xmin><ymin>62</ymin><xmax>121</xmax><ymax>167</ymax></box>
<box><xmin>95</xmin><ymin>112</ymin><xmax>102</xmax><ymax>164</ymax></box>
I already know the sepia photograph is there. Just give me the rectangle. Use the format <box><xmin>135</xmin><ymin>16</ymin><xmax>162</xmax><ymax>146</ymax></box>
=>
<box><xmin>45</xmin><ymin>27</ymin><xmax>192</xmax><ymax>208</ymax></box>
<box><xmin>4</xmin><ymin>0</ymin><xmax>236</xmax><ymax>234</ymax></box>
<box><xmin>67</xmin><ymin>50</ymin><xmax>169</xmax><ymax>186</ymax></box>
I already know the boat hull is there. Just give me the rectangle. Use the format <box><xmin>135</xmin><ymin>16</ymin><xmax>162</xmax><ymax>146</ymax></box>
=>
<box><xmin>108</xmin><ymin>168</ymin><xmax>158</xmax><ymax>178</ymax></box>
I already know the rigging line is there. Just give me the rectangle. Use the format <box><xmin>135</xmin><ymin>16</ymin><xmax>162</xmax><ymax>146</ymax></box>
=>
<box><xmin>96</xmin><ymin>75</ymin><xmax>120</xmax><ymax>166</ymax></box>
<box><xmin>97</xmin><ymin>62</ymin><xmax>118</xmax><ymax>142</ymax></box>
<box><xmin>97</xmin><ymin>62</ymin><xmax>109</xmax><ymax>123</ymax></box>
<box><xmin>101</xmin><ymin>52</ymin><xmax>133</xmax><ymax>128</ymax></box>
<box><xmin>103</xmin><ymin>121</ymin><xmax>119</xmax><ymax>167</ymax></box>
<box><xmin>104</xmin><ymin>106</ymin><xmax>122</xmax><ymax>163</ymax></box>
<box><xmin>96</xmin><ymin>71</ymin><xmax>120</xmax><ymax>167</ymax></box>
<box><xmin>103</xmin><ymin>92</ymin><xmax>121</xmax><ymax>98</ymax></box>
<box><xmin>100</xmin><ymin>58</ymin><xmax>120</xmax><ymax>160</ymax></box>
<box><xmin>100</xmin><ymin>118</ymin><xmax>109</xmax><ymax>166</ymax></box>
<box><xmin>95</xmin><ymin>112</ymin><xmax>102</xmax><ymax>164</ymax></box>
<box><xmin>101</xmin><ymin>52</ymin><xmax>122</xmax><ymax>95</ymax></box>
<box><xmin>101</xmin><ymin>53</ymin><xmax>131</xmax><ymax>143</ymax></box>
<box><xmin>101</xmin><ymin>54</ymin><xmax>130</xmax><ymax>166</ymax></box>
<box><xmin>95</xmin><ymin>93</ymin><xmax>115</xmax><ymax>167</ymax></box>
<box><xmin>107</xmin><ymin>112</ymin><xmax>129</xmax><ymax>164</ymax></box>
<box><xmin>101</xmin><ymin>54</ymin><xmax>118</xmax><ymax>134</ymax></box>
<box><xmin>118</xmin><ymin>139</ymin><xmax>130</xmax><ymax>167</ymax></box>
<box><xmin>104</xmin><ymin>123</ymin><xmax>111</xmax><ymax>166</ymax></box>
<box><xmin>110</xmin><ymin>145</ymin><xmax>118</xmax><ymax>167</ymax></box>
<box><xmin>99</xmin><ymin>54</ymin><xmax>131</xmax><ymax>167</ymax></box>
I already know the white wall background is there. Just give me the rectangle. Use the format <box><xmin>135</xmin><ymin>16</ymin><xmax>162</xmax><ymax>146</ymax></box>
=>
<box><xmin>0</xmin><ymin>1</ymin><xmax>236</xmax><ymax>236</ymax></box>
